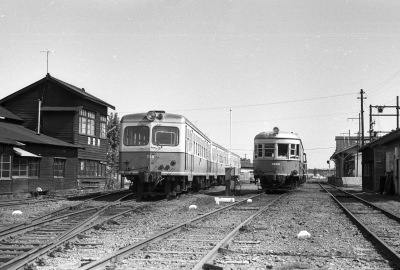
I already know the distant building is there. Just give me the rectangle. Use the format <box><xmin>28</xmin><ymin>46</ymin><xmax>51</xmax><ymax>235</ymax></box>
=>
<box><xmin>330</xmin><ymin>136</ymin><xmax>361</xmax><ymax>178</ymax></box>
<box><xmin>308</xmin><ymin>169</ymin><xmax>334</xmax><ymax>178</ymax></box>
<box><xmin>240</xmin><ymin>158</ymin><xmax>254</xmax><ymax>182</ymax></box>
<box><xmin>0</xmin><ymin>74</ymin><xmax>115</xmax><ymax>193</ymax></box>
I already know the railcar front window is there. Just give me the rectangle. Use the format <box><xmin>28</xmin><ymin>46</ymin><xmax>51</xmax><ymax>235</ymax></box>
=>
<box><xmin>278</xmin><ymin>144</ymin><xmax>288</xmax><ymax>158</ymax></box>
<box><xmin>254</xmin><ymin>144</ymin><xmax>262</xmax><ymax>158</ymax></box>
<box><xmin>152</xmin><ymin>126</ymin><xmax>179</xmax><ymax>146</ymax></box>
<box><xmin>264</xmin><ymin>143</ymin><xmax>275</xmax><ymax>157</ymax></box>
<box><xmin>123</xmin><ymin>126</ymin><xmax>150</xmax><ymax>146</ymax></box>
<box><xmin>290</xmin><ymin>144</ymin><xmax>299</xmax><ymax>159</ymax></box>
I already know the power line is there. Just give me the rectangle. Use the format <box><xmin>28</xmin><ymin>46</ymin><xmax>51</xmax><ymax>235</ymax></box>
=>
<box><xmin>194</xmin><ymin>111</ymin><xmax>358</xmax><ymax>125</ymax></box>
<box><xmin>174</xmin><ymin>92</ymin><xmax>356</xmax><ymax>112</ymax></box>
<box><xmin>367</xmin><ymin>69</ymin><xmax>400</xmax><ymax>95</ymax></box>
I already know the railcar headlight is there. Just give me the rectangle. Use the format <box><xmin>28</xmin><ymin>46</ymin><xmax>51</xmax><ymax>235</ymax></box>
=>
<box><xmin>146</xmin><ymin>111</ymin><xmax>157</xmax><ymax>121</ymax></box>
<box><xmin>273</xmin><ymin>127</ymin><xmax>279</xmax><ymax>134</ymax></box>
<box><xmin>156</xmin><ymin>113</ymin><xmax>164</xmax><ymax>120</ymax></box>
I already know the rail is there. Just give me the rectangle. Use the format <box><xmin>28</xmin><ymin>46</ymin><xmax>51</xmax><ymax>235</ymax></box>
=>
<box><xmin>319</xmin><ymin>182</ymin><xmax>400</xmax><ymax>268</ymax></box>
<box><xmin>80</xmin><ymin>193</ymin><xmax>267</xmax><ymax>270</ymax></box>
<box><xmin>0</xmin><ymin>191</ymin><xmax>134</xmax><ymax>270</ymax></box>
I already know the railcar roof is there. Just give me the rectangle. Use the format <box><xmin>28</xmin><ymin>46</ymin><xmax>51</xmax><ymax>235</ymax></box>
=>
<box><xmin>121</xmin><ymin>112</ymin><xmax>185</xmax><ymax>123</ymax></box>
<box><xmin>254</xmin><ymin>131</ymin><xmax>300</xmax><ymax>140</ymax></box>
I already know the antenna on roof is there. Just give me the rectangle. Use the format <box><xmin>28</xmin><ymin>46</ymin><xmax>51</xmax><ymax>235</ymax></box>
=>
<box><xmin>40</xmin><ymin>49</ymin><xmax>55</xmax><ymax>74</ymax></box>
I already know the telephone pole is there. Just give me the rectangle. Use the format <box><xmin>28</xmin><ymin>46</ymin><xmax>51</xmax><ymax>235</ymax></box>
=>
<box><xmin>357</xmin><ymin>89</ymin><xmax>367</xmax><ymax>146</ymax></box>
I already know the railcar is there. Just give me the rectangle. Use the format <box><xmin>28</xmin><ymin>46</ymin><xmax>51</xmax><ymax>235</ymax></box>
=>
<box><xmin>253</xmin><ymin>127</ymin><xmax>307</xmax><ymax>191</ymax></box>
<box><xmin>119</xmin><ymin>111</ymin><xmax>240</xmax><ymax>198</ymax></box>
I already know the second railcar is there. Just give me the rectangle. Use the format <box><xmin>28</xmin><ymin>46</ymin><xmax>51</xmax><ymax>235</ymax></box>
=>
<box><xmin>253</xmin><ymin>127</ymin><xmax>307</xmax><ymax>191</ymax></box>
<box><xmin>119</xmin><ymin>111</ymin><xmax>240</xmax><ymax>198</ymax></box>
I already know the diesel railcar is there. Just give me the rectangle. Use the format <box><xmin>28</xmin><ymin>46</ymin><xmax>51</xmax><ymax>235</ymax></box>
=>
<box><xmin>253</xmin><ymin>127</ymin><xmax>307</xmax><ymax>191</ymax></box>
<box><xmin>119</xmin><ymin>111</ymin><xmax>240</xmax><ymax>198</ymax></box>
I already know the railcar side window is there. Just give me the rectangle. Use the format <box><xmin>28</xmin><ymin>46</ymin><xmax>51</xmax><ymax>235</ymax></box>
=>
<box><xmin>152</xmin><ymin>126</ymin><xmax>179</xmax><ymax>146</ymax></box>
<box><xmin>123</xmin><ymin>126</ymin><xmax>150</xmax><ymax>146</ymax></box>
<box><xmin>290</xmin><ymin>144</ymin><xmax>299</xmax><ymax>159</ymax></box>
<box><xmin>264</xmin><ymin>143</ymin><xmax>275</xmax><ymax>157</ymax></box>
<box><xmin>277</xmin><ymin>144</ymin><xmax>288</xmax><ymax>158</ymax></box>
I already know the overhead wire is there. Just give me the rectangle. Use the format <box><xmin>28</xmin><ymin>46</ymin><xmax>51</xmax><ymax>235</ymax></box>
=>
<box><xmin>173</xmin><ymin>92</ymin><xmax>357</xmax><ymax>112</ymax></box>
<box><xmin>366</xmin><ymin>69</ymin><xmax>400</xmax><ymax>95</ymax></box>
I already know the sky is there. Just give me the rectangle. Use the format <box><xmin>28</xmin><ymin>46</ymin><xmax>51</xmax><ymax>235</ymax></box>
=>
<box><xmin>1</xmin><ymin>0</ymin><xmax>400</xmax><ymax>169</ymax></box>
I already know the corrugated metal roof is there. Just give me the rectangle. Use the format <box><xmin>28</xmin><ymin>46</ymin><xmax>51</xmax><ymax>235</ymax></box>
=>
<box><xmin>0</xmin><ymin>122</ymin><xmax>80</xmax><ymax>148</ymax></box>
<box><xmin>0</xmin><ymin>106</ymin><xmax>23</xmax><ymax>121</ymax></box>
<box><xmin>0</xmin><ymin>74</ymin><xmax>115</xmax><ymax>110</ymax></box>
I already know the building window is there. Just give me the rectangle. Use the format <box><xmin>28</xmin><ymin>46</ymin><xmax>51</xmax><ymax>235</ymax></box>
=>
<box><xmin>12</xmin><ymin>157</ymin><xmax>40</xmax><ymax>178</ymax></box>
<box><xmin>12</xmin><ymin>157</ymin><xmax>28</xmax><ymax>177</ymax></box>
<box><xmin>100</xmin><ymin>115</ymin><xmax>107</xmax><ymax>139</ymax></box>
<box><xmin>54</xmin><ymin>159</ymin><xmax>65</xmax><ymax>177</ymax></box>
<box><xmin>0</xmin><ymin>155</ymin><xmax>11</xmax><ymax>179</ymax></box>
<box><xmin>79</xmin><ymin>109</ymin><xmax>95</xmax><ymax>136</ymax></box>
<box><xmin>79</xmin><ymin>160</ymin><xmax>106</xmax><ymax>177</ymax></box>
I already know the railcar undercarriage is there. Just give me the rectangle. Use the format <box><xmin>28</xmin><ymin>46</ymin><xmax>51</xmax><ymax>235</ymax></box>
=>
<box><xmin>258</xmin><ymin>174</ymin><xmax>305</xmax><ymax>192</ymax></box>
<box><xmin>124</xmin><ymin>172</ymin><xmax>221</xmax><ymax>200</ymax></box>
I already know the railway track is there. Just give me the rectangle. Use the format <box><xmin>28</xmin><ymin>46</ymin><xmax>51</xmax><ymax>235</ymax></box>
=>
<box><xmin>0</xmin><ymin>198</ymin><xmax>60</xmax><ymax>208</ymax></box>
<box><xmin>0</xmin><ymin>190</ymin><xmax>140</xmax><ymax>270</ymax></box>
<box><xmin>206</xmin><ymin>183</ymin><xmax>395</xmax><ymax>269</ymax></box>
<box><xmin>0</xmin><ymin>190</ymin><xmax>133</xmax><ymax>236</ymax></box>
<box><xmin>75</xmin><ymin>193</ymin><xmax>282</xmax><ymax>270</ymax></box>
<box><xmin>321</xmin><ymin>183</ymin><xmax>400</xmax><ymax>268</ymax></box>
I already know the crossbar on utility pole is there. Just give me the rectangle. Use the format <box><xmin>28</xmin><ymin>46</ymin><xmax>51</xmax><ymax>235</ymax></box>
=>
<box><xmin>369</xmin><ymin>95</ymin><xmax>399</xmax><ymax>138</ymax></box>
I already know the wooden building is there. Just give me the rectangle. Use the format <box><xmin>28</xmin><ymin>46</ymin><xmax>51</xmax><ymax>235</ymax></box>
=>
<box><xmin>0</xmin><ymin>106</ymin><xmax>80</xmax><ymax>194</ymax></box>
<box><xmin>359</xmin><ymin>129</ymin><xmax>400</xmax><ymax>194</ymax></box>
<box><xmin>0</xmin><ymin>74</ymin><xmax>115</xmax><ymax>191</ymax></box>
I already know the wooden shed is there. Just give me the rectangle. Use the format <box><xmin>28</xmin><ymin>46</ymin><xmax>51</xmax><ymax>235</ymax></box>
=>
<box><xmin>0</xmin><ymin>74</ymin><xmax>115</xmax><ymax>190</ymax></box>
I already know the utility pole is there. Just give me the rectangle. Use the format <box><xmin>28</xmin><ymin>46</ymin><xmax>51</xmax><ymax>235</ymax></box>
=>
<box><xmin>40</xmin><ymin>49</ymin><xmax>54</xmax><ymax>74</ymax></box>
<box><xmin>357</xmin><ymin>89</ymin><xmax>366</xmax><ymax>146</ymax></box>
<box><xmin>229</xmin><ymin>108</ymin><xmax>232</xmax><ymax>167</ymax></box>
